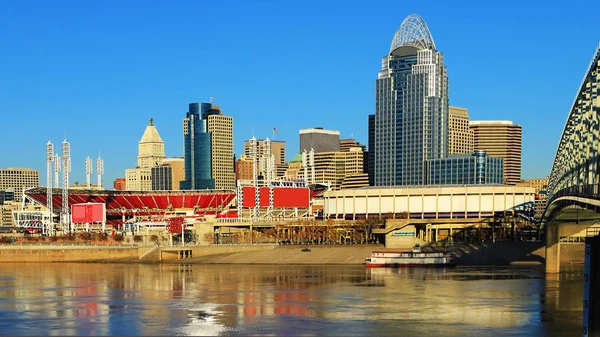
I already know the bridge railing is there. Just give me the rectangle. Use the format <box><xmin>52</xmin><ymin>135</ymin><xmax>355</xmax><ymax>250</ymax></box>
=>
<box><xmin>548</xmin><ymin>184</ymin><xmax>600</xmax><ymax>204</ymax></box>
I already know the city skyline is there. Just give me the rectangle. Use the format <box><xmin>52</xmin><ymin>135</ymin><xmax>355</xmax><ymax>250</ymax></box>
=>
<box><xmin>1</xmin><ymin>1</ymin><xmax>598</xmax><ymax>186</ymax></box>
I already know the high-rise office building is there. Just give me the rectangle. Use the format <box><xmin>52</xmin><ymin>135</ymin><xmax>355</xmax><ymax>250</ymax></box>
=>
<box><xmin>205</xmin><ymin>107</ymin><xmax>235</xmax><ymax>190</ymax></box>
<box><xmin>181</xmin><ymin>103</ymin><xmax>215</xmax><ymax>190</ymax></box>
<box><xmin>299</xmin><ymin>128</ymin><xmax>340</xmax><ymax>153</ymax></box>
<box><xmin>244</xmin><ymin>139</ymin><xmax>286</xmax><ymax>166</ymax></box>
<box><xmin>151</xmin><ymin>165</ymin><xmax>172</xmax><ymax>190</ymax></box>
<box><xmin>368</xmin><ymin>115</ymin><xmax>375</xmax><ymax>186</ymax></box>
<box><xmin>235</xmin><ymin>155</ymin><xmax>254</xmax><ymax>181</ymax></box>
<box><xmin>339</xmin><ymin>138</ymin><xmax>366</xmax><ymax>152</ymax></box>
<box><xmin>425</xmin><ymin>150</ymin><xmax>504</xmax><ymax>185</ymax></box>
<box><xmin>125</xmin><ymin>118</ymin><xmax>166</xmax><ymax>190</ymax></box>
<box><xmin>470</xmin><ymin>120</ymin><xmax>522</xmax><ymax>185</ymax></box>
<box><xmin>448</xmin><ymin>106</ymin><xmax>474</xmax><ymax>154</ymax></box>
<box><xmin>0</xmin><ymin>168</ymin><xmax>39</xmax><ymax>202</ymax></box>
<box><xmin>369</xmin><ymin>14</ymin><xmax>449</xmax><ymax>186</ymax></box>
<box><xmin>243</xmin><ymin>139</ymin><xmax>286</xmax><ymax>178</ymax></box>
<box><xmin>161</xmin><ymin>157</ymin><xmax>185</xmax><ymax>190</ymax></box>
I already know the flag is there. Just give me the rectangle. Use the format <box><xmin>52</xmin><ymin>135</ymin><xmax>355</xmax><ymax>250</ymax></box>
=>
<box><xmin>273</xmin><ymin>128</ymin><xmax>278</xmax><ymax>133</ymax></box>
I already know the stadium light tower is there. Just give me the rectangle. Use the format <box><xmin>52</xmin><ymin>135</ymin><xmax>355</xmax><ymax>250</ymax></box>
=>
<box><xmin>46</xmin><ymin>141</ymin><xmax>54</xmax><ymax>236</ymax></box>
<box><xmin>61</xmin><ymin>139</ymin><xmax>71</xmax><ymax>234</ymax></box>
<box><xmin>85</xmin><ymin>157</ymin><xmax>92</xmax><ymax>189</ymax></box>
<box><xmin>249</xmin><ymin>137</ymin><xmax>260</xmax><ymax>220</ymax></box>
<box><xmin>96</xmin><ymin>156</ymin><xmax>104</xmax><ymax>190</ymax></box>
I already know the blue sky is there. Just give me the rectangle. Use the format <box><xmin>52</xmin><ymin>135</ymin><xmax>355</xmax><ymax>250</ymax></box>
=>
<box><xmin>1</xmin><ymin>0</ymin><xmax>598</xmax><ymax>186</ymax></box>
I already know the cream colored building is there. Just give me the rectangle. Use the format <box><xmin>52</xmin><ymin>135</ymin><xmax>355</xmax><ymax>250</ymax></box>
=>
<box><xmin>0</xmin><ymin>168</ymin><xmax>39</xmax><ymax>203</ymax></box>
<box><xmin>516</xmin><ymin>177</ymin><xmax>549</xmax><ymax>219</ymax></box>
<box><xmin>125</xmin><ymin>118</ymin><xmax>166</xmax><ymax>190</ymax></box>
<box><xmin>516</xmin><ymin>177</ymin><xmax>548</xmax><ymax>193</ymax></box>
<box><xmin>125</xmin><ymin>168</ymin><xmax>152</xmax><ymax>190</ymax></box>
<box><xmin>284</xmin><ymin>153</ymin><xmax>303</xmax><ymax>181</ymax></box>
<box><xmin>69</xmin><ymin>182</ymin><xmax>104</xmax><ymax>190</ymax></box>
<box><xmin>161</xmin><ymin>157</ymin><xmax>185</xmax><ymax>190</ymax></box>
<box><xmin>470</xmin><ymin>120</ymin><xmax>522</xmax><ymax>185</ymax></box>
<box><xmin>285</xmin><ymin>147</ymin><xmax>368</xmax><ymax>189</ymax></box>
<box><xmin>324</xmin><ymin>185</ymin><xmax>535</xmax><ymax>220</ymax></box>
<box><xmin>243</xmin><ymin>139</ymin><xmax>286</xmax><ymax>178</ymax></box>
<box><xmin>244</xmin><ymin>139</ymin><xmax>285</xmax><ymax>166</ymax></box>
<box><xmin>207</xmin><ymin>113</ymin><xmax>235</xmax><ymax>189</ymax></box>
<box><xmin>0</xmin><ymin>202</ymin><xmax>45</xmax><ymax>226</ymax></box>
<box><xmin>448</xmin><ymin>106</ymin><xmax>474</xmax><ymax>154</ymax></box>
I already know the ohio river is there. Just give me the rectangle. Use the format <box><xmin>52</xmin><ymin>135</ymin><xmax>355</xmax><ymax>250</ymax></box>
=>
<box><xmin>0</xmin><ymin>263</ymin><xmax>584</xmax><ymax>336</ymax></box>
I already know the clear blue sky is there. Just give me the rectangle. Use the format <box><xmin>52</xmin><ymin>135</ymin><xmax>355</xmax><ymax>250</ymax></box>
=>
<box><xmin>1</xmin><ymin>0</ymin><xmax>598</xmax><ymax>186</ymax></box>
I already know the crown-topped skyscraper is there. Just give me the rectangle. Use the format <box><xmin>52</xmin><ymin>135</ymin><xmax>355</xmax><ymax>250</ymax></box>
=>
<box><xmin>369</xmin><ymin>14</ymin><xmax>449</xmax><ymax>186</ymax></box>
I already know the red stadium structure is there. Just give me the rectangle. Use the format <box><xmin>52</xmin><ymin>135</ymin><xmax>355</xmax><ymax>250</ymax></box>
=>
<box><xmin>25</xmin><ymin>188</ymin><xmax>236</xmax><ymax>229</ymax></box>
<box><xmin>72</xmin><ymin>203</ymin><xmax>105</xmax><ymax>223</ymax></box>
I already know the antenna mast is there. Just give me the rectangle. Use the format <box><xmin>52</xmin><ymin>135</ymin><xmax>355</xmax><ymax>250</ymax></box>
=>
<box><xmin>61</xmin><ymin>139</ymin><xmax>71</xmax><ymax>234</ymax></box>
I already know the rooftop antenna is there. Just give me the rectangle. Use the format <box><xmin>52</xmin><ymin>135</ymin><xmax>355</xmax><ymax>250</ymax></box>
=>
<box><xmin>210</xmin><ymin>96</ymin><xmax>214</xmax><ymax>103</ymax></box>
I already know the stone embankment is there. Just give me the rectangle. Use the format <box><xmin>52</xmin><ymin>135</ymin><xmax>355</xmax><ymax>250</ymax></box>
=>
<box><xmin>0</xmin><ymin>242</ymin><xmax>586</xmax><ymax>266</ymax></box>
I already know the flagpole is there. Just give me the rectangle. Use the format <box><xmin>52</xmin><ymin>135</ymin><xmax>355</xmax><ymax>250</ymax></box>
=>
<box><xmin>272</xmin><ymin>128</ymin><xmax>275</xmax><ymax>140</ymax></box>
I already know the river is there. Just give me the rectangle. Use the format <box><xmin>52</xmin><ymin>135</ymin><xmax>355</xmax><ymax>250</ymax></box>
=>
<box><xmin>0</xmin><ymin>263</ymin><xmax>584</xmax><ymax>336</ymax></box>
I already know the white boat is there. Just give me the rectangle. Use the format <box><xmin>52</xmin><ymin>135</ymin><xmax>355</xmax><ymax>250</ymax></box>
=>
<box><xmin>365</xmin><ymin>244</ymin><xmax>455</xmax><ymax>268</ymax></box>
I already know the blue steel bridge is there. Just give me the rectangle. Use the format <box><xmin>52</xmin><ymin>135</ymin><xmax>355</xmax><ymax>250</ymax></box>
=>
<box><xmin>542</xmin><ymin>44</ymin><xmax>600</xmax><ymax>273</ymax></box>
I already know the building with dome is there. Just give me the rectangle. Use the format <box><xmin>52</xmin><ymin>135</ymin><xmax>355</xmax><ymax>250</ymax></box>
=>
<box><xmin>125</xmin><ymin>118</ymin><xmax>167</xmax><ymax>190</ymax></box>
<box><xmin>369</xmin><ymin>14</ymin><xmax>449</xmax><ymax>186</ymax></box>
<box><xmin>368</xmin><ymin>14</ymin><xmax>504</xmax><ymax>187</ymax></box>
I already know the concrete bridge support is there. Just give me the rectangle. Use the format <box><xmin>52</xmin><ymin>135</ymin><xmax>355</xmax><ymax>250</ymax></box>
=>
<box><xmin>546</xmin><ymin>224</ymin><xmax>560</xmax><ymax>273</ymax></box>
<box><xmin>583</xmin><ymin>235</ymin><xmax>600</xmax><ymax>337</ymax></box>
<box><xmin>546</xmin><ymin>222</ymin><xmax>587</xmax><ymax>273</ymax></box>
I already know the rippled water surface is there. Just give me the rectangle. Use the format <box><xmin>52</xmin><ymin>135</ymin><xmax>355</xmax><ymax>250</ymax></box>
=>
<box><xmin>0</xmin><ymin>263</ymin><xmax>584</xmax><ymax>336</ymax></box>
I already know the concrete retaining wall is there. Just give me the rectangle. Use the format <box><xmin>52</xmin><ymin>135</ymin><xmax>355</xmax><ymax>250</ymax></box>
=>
<box><xmin>0</xmin><ymin>246</ymin><xmax>141</xmax><ymax>262</ymax></box>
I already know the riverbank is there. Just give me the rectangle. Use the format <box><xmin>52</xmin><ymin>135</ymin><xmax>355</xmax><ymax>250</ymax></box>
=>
<box><xmin>0</xmin><ymin>241</ymin><xmax>584</xmax><ymax>266</ymax></box>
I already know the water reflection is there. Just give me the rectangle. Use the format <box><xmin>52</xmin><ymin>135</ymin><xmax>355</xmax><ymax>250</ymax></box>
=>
<box><xmin>0</xmin><ymin>263</ymin><xmax>584</xmax><ymax>336</ymax></box>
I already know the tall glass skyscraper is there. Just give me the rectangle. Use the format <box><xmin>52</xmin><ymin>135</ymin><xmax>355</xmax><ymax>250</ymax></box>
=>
<box><xmin>181</xmin><ymin>103</ymin><xmax>215</xmax><ymax>190</ymax></box>
<box><xmin>369</xmin><ymin>14</ymin><xmax>448</xmax><ymax>186</ymax></box>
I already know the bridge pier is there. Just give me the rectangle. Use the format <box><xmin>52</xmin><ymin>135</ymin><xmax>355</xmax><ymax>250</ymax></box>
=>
<box><xmin>546</xmin><ymin>222</ymin><xmax>589</xmax><ymax>273</ymax></box>
<box><xmin>546</xmin><ymin>224</ymin><xmax>561</xmax><ymax>273</ymax></box>
<box><xmin>583</xmin><ymin>235</ymin><xmax>600</xmax><ymax>337</ymax></box>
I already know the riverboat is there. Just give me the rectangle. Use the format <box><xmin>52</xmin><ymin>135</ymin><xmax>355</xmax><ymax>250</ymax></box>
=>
<box><xmin>365</xmin><ymin>244</ymin><xmax>455</xmax><ymax>268</ymax></box>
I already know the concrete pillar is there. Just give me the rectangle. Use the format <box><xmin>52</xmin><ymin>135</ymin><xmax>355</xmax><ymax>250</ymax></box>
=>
<box><xmin>545</xmin><ymin>223</ymin><xmax>560</xmax><ymax>274</ymax></box>
<box><xmin>435</xmin><ymin>227</ymin><xmax>439</xmax><ymax>242</ymax></box>
<box><xmin>583</xmin><ymin>235</ymin><xmax>600</xmax><ymax>336</ymax></box>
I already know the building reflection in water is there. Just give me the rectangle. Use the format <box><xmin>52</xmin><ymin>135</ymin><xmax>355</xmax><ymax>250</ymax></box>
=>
<box><xmin>0</xmin><ymin>263</ymin><xmax>585</xmax><ymax>336</ymax></box>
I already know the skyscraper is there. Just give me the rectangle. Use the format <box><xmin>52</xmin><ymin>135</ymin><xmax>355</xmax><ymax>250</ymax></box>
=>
<box><xmin>205</xmin><ymin>106</ymin><xmax>235</xmax><ymax>190</ymax></box>
<box><xmin>181</xmin><ymin>103</ymin><xmax>214</xmax><ymax>190</ymax></box>
<box><xmin>125</xmin><ymin>118</ymin><xmax>166</xmax><ymax>190</ymax></box>
<box><xmin>299</xmin><ymin>128</ymin><xmax>340</xmax><ymax>153</ymax></box>
<box><xmin>470</xmin><ymin>120</ymin><xmax>522</xmax><ymax>185</ymax></box>
<box><xmin>448</xmin><ymin>106</ymin><xmax>474</xmax><ymax>154</ymax></box>
<box><xmin>369</xmin><ymin>14</ymin><xmax>449</xmax><ymax>186</ymax></box>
